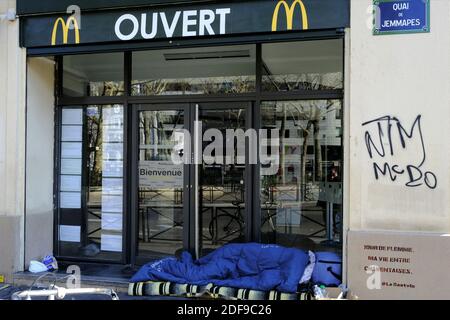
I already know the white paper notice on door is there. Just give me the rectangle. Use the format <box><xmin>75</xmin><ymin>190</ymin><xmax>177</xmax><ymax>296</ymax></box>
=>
<box><xmin>101</xmin><ymin>213</ymin><xmax>123</xmax><ymax>231</ymax></box>
<box><xmin>103</xmin><ymin>126</ymin><xmax>123</xmax><ymax>143</ymax></box>
<box><xmin>102</xmin><ymin>194</ymin><xmax>122</xmax><ymax>213</ymax></box>
<box><xmin>102</xmin><ymin>178</ymin><xmax>123</xmax><ymax>195</ymax></box>
<box><xmin>102</xmin><ymin>161</ymin><xmax>123</xmax><ymax>177</ymax></box>
<box><xmin>102</xmin><ymin>106</ymin><xmax>123</xmax><ymax>126</ymax></box>
<box><xmin>61</xmin><ymin>142</ymin><xmax>82</xmax><ymax>158</ymax></box>
<box><xmin>61</xmin><ymin>158</ymin><xmax>82</xmax><ymax>175</ymax></box>
<box><xmin>60</xmin><ymin>175</ymin><xmax>82</xmax><ymax>192</ymax></box>
<box><xmin>61</xmin><ymin>125</ymin><xmax>83</xmax><ymax>142</ymax></box>
<box><xmin>60</xmin><ymin>192</ymin><xmax>81</xmax><ymax>209</ymax></box>
<box><xmin>59</xmin><ymin>225</ymin><xmax>80</xmax><ymax>242</ymax></box>
<box><xmin>62</xmin><ymin>108</ymin><xmax>83</xmax><ymax>125</ymax></box>
<box><xmin>103</xmin><ymin>143</ymin><xmax>123</xmax><ymax>160</ymax></box>
<box><xmin>139</xmin><ymin>161</ymin><xmax>183</xmax><ymax>188</ymax></box>
<box><xmin>101</xmin><ymin>234</ymin><xmax>122</xmax><ymax>252</ymax></box>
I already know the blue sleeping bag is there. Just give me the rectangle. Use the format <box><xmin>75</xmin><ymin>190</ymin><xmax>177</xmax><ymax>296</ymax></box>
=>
<box><xmin>131</xmin><ymin>243</ymin><xmax>310</xmax><ymax>293</ymax></box>
<box><xmin>312</xmin><ymin>252</ymin><xmax>342</xmax><ymax>287</ymax></box>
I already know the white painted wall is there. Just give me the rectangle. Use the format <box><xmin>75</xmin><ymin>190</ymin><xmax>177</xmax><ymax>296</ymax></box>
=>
<box><xmin>346</xmin><ymin>0</ymin><xmax>450</xmax><ymax>300</ymax></box>
<box><xmin>0</xmin><ymin>0</ymin><xmax>26</xmax><ymax>279</ymax></box>
<box><xmin>348</xmin><ymin>0</ymin><xmax>450</xmax><ymax>233</ymax></box>
<box><xmin>25</xmin><ymin>57</ymin><xmax>55</xmax><ymax>266</ymax></box>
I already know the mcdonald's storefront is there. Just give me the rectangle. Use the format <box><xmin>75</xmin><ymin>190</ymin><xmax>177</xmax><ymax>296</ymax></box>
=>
<box><xmin>3</xmin><ymin>0</ymin><xmax>450</xmax><ymax>299</ymax></box>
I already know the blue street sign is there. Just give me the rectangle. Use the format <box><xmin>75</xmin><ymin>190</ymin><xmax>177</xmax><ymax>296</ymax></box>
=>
<box><xmin>374</xmin><ymin>0</ymin><xmax>430</xmax><ymax>35</ymax></box>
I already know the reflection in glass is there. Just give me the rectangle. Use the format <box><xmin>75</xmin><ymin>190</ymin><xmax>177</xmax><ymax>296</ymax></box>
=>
<box><xmin>199</xmin><ymin>108</ymin><xmax>246</xmax><ymax>255</ymax></box>
<box><xmin>138</xmin><ymin>109</ymin><xmax>185</xmax><ymax>259</ymax></box>
<box><xmin>63</xmin><ymin>53</ymin><xmax>124</xmax><ymax>97</ymax></box>
<box><xmin>87</xmin><ymin>105</ymin><xmax>124</xmax><ymax>257</ymax></box>
<box><xmin>58</xmin><ymin>105</ymin><xmax>124</xmax><ymax>261</ymax></box>
<box><xmin>132</xmin><ymin>45</ymin><xmax>256</xmax><ymax>96</ymax></box>
<box><xmin>262</xmin><ymin>40</ymin><xmax>343</xmax><ymax>92</ymax></box>
<box><xmin>260</xmin><ymin>100</ymin><xmax>343</xmax><ymax>252</ymax></box>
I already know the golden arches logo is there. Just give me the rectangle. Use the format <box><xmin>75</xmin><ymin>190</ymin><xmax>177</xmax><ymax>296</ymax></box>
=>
<box><xmin>272</xmin><ymin>0</ymin><xmax>309</xmax><ymax>31</ymax></box>
<box><xmin>51</xmin><ymin>17</ymin><xmax>80</xmax><ymax>45</ymax></box>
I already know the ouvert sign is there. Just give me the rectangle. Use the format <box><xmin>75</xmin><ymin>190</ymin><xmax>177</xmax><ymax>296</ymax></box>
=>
<box><xmin>114</xmin><ymin>8</ymin><xmax>232</xmax><ymax>40</ymax></box>
<box><xmin>19</xmin><ymin>0</ymin><xmax>350</xmax><ymax>48</ymax></box>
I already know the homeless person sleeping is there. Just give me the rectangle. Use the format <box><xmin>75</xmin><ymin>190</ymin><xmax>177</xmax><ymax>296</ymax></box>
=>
<box><xmin>129</xmin><ymin>243</ymin><xmax>342</xmax><ymax>300</ymax></box>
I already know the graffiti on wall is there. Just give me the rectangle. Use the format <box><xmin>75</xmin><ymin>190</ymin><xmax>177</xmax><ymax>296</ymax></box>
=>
<box><xmin>362</xmin><ymin>115</ymin><xmax>437</xmax><ymax>189</ymax></box>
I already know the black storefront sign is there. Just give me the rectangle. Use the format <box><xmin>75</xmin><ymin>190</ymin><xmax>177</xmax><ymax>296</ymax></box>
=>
<box><xmin>16</xmin><ymin>0</ymin><xmax>212</xmax><ymax>15</ymax></box>
<box><xmin>19</xmin><ymin>0</ymin><xmax>349</xmax><ymax>48</ymax></box>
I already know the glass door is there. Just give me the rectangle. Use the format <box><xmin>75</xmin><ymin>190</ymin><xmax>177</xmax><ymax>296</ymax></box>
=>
<box><xmin>133</xmin><ymin>102</ymin><xmax>251</xmax><ymax>263</ymax></box>
<box><xmin>194</xmin><ymin>103</ymin><xmax>251</xmax><ymax>257</ymax></box>
<box><xmin>135</xmin><ymin>105</ymin><xmax>189</xmax><ymax>263</ymax></box>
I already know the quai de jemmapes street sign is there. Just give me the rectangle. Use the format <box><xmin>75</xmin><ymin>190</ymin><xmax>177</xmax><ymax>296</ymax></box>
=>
<box><xmin>374</xmin><ymin>0</ymin><xmax>430</xmax><ymax>35</ymax></box>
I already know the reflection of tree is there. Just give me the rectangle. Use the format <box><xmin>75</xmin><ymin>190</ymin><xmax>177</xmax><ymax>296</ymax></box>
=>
<box><xmin>200</xmin><ymin>77</ymin><xmax>254</xmax><ymax>94</ymax></box>
<box><xmin>87</xmin><ymin>107</ymin><xmax>102</xmax><ymax>187</ymax></box>
<box><xmin>90</xmin><ymin>81</ymin><xmax>124</xmax><ymax>96</ymax></box>
<box><xmin>139</xmin><ymin>82</ymin><xmax>169</xmax><ymax>161</ymax></box>
<box><xmin>264</xmin><ymin>70</ymin><xmax>339</xmax><ymax>188</ymax></box>
<box><xmin>263</xmin><ymin>72</ymin><xmax>342</xmax><ymax>91</ymax></box>
<box><xmin>87</xmin><ymin>82</ymin><xmax>124</xmax><ymax>185</ymax></box>
<box><xmin>275</xmin><ymin>100</ymin><xmax>336</xmax><ymax>200</ymax></box>
<box><xmin>142</xmin><ymin>79</ymin><xmax>169</xmax><ymax>96</ymax></box>
<box><xmin>229</xmin><ymin>77</ymin><xmax>254</xmax><ymax>94</ymax></box>
<box><xmin>140</xmin><ymin>113</ymin><xmax>182</xmax><ymax>162</ymax></box>
<box><xmin>133</xmin><ymin>76</ymin><xmax>254</xmax><ymax>95</ymax></box>
<box><xmin>87</xmin><ymin>82</ymin><xmax>124</xmax><ymax>186</ymax></box>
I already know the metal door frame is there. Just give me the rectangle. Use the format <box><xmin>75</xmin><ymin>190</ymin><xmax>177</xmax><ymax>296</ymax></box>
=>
<box><xmin>130</xmin><ymin>101</ymin><xmax>253</xmax><ymax>264</ymax></box>
<box><xmin>192</xmin><ymin>101</ymin><xmax>253</xmax><ymax>258</ymax></box>
<box><xmin>130</xmin><ymin>103</ymin><xmax>191</xmax><ymax>265</ymax></box>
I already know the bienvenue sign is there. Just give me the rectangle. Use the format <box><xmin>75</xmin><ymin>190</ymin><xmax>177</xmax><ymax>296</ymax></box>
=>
<box><xmin>139</xmin><ymin>161</ymin><xmax>183</xmax><ymax>188</ymax></box>
<box><xmin>373</xmin><ymin>0</ymin><xmax>430</xmax><ymax>35</ymax></box>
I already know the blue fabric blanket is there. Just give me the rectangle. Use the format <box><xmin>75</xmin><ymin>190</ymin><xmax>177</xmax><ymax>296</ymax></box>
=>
<box><xmin>131</xmin><ymin>243</ymin><xmax>309</xmax><ymax>293</ymax></box>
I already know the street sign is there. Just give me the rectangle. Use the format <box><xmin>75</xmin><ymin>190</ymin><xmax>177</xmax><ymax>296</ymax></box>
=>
<box><xmin>373</xmin><ymin>0</ymin><xmax>430</xmax><ymax>35</ymax></box>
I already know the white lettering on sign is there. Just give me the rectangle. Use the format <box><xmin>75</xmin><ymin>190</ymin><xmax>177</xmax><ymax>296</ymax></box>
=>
<box><xmin>382</xmin><ymin>19</ymin><xmax>421</xmax><ymax>28</ymax></box>
<box><xmin>115</xmin><ymin>8</ymin><xmax>231</xmax><ymax>41</ymax></box>
<box><xmin>199</xmin><ymin>9</ymin><xmax>215</xmax><ymax>36</ymax></box>
<box><xmin>115</xmin><ymin>14</ymin><xmax>139</xmax><ymax>41</ymax></box>
<box><xmin>392</xmin><ymin>3</ymin><xmax>409</xmax><ymax>11</ymax></box>
<box><xmin>139</xmin><ymin>161</ymin><xmax>183</xmax><ymax>188</ymax></box>
<box><xmin>161</xmin><ymin>11</ymin><xmax>181</xmax><ymax>38</ymax></box>
<box><xmin>183</xmin><ymin>10</ymin><xmax>197</xmax><ymax>37</ymax></box>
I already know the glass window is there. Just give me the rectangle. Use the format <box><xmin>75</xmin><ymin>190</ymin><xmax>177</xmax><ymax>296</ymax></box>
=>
<box><xmin>58</xmin><ymin>105</ymin><xmax>124</xmax><ymax>261</ymax></box>
<box><xmin>260</xmin><ymin>100</ymin><xmax>343</xmax><ymax>252</ymax></box>
<box><xmin>199</xmin><ymin>107</ymin><xmax>247</xmax><ymax>254</ymax></box>
<box><xmin>132</xmin><ymin>45</ymin><xmax>256</xmax><ymax>96</ymax></box>
<box><xmin>262</xmin><ymin>40</ymin><xmax>343</xmax><ymax>92</ymax></box>
<box><xmin>63</xmin><ymin>53</ymin><xmax>124</xmax><ymax>97</ymax></box>
<box><xmin>137</xmin><ymin>109</ymin><xmax>185</xmax><ymax>259</ymax></box>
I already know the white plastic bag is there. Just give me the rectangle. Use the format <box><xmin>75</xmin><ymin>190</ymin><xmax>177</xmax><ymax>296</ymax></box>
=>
<box><xmin>28</xmin><ymin>260</ymin><xmax>48</xmax><ymax>273</ymax></box>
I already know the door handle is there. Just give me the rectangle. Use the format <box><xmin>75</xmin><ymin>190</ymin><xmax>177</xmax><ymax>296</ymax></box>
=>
<box><xmin>194</xmin><ymin>104</ymin><xmax>200</xmax><ymax>259</ymax></box>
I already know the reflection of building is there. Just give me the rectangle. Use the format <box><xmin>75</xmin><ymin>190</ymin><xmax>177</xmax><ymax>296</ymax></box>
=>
<box><xmin>264</xmin><ymin>100</ymin><xmax>342</xmax><ymax>184</ymax></box>
<box><xmin>1</xmin><ymin>0</ymin><xmax>450</xmax><ymax>300</ymax></box>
